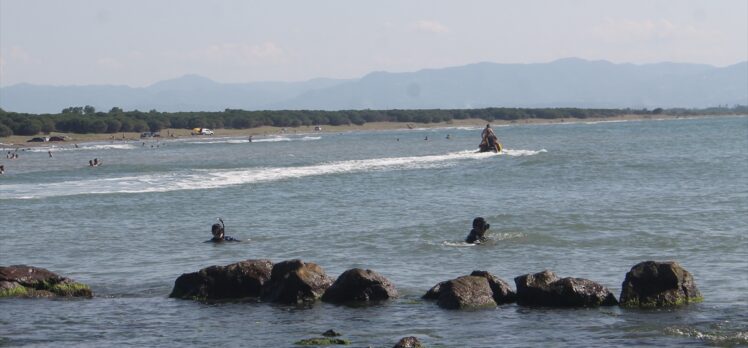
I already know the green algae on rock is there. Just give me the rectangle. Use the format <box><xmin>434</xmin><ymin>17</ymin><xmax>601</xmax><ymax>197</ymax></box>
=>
<box><xmin>0</xmin><ymin>265</ymin><xmax>92</xmax><ymax>298</ymax></box>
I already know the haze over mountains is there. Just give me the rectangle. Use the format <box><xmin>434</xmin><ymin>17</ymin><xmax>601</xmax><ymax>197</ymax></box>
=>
<box><xmin>1</xmin><ymin>58</ymin><xmax>746</xmax><ymax>114</ymax></box>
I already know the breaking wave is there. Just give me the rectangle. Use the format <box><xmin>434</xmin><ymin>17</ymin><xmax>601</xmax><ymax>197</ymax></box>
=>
<box><xmin>1</xmin><ymin>148</ymin><xmax>544</xmax><ymax>199</ymax></box>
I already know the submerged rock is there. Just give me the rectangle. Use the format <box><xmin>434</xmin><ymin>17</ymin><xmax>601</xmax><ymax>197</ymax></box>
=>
<box><xmin>393</xmin><ymin>336</ymin><xmax>424</xmax><ymax>348</ymax></box>
<box><xmin>169</xmin><ymin>259</ymin><xmax>273</xmax><ymax>300</ymax></box>
<box><xmin>0</xmin><ymin>265</ymin><xmax>92</xmax><ymax>298</ymax></box>
<box><xmin>322</xmin><ymin>329</ymin><xmax>342</xmax><ymax>337</ymax></box>
<box><xmin>619</xmin><ymin>261</ymin><xmax>702</xmax><ymax>308</ymax></box>
<box><xmin>261</xmin><ymin>259</ymin><xmax>333</xmax><ymax>304</ymax></box>
<box><xmin>515</xmin><ymin>270</ymin><xmax>617</xmax><ymax>307</ymax></box>
<box><xmin>322</xmin><ymin>268</ymin><xmax>398</xmax><ymax>304</ymax></box>
<box><xmin>294</xmin><ymin>337</ymin><xmax>350</xmax><ymax>345</ymax></box>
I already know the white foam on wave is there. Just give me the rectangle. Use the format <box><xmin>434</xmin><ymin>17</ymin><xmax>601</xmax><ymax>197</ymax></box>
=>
<box><xmin>254</xmin><ymin>136</ymin><xmax>321</xmax><ymax>143</ymax></box>
<box><xmin>442</xmin><ymin>241</ymin><xmax>477</xmax><ymax>247</ymax></box>
<box><xmin>1</xmin><ymin>148</ymin><xmax>543</xmax><ymax>199</ymax></box>
<box><xmin>665</xmin><ymin>326</ymin><xmax>748</xmax><ymax>345</ymax></box>
<box><xmin>186</xmin><ymin>136</ymin><xmax>322</xmax><ymax>144</ymax></box>
<box><xmin>25</xmin><ymin>144</ymin><xmax>138</xmax><ymax>152</ymax></box>
<box><xmin>503</xmin><ymin>148</ymin><xmax>547</xmax><ymax>156</ymax></box>
<box><xmin>185</xmin><ymin>139</ymin><xmax>249</xmax><ymax>144</ymax></box>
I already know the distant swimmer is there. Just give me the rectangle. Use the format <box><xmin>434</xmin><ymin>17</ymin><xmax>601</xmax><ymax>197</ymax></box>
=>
<box><xmin>48</xmin><ymin>150</ymin><xmax>53</xmax><ymax>158</ymax></box>
<box><xmin>446</xmin><ymin>134</ymin><xmax>451</xmax><ymax>140</ymax></box>
<box><xmin>89</xmin><ymin>158</ymin><xmax>102</xmax><ymax>167</ymax></box>
<box><xmin>0</xmin><ymin>165</ymin><xmax>4</xmax><ymax>175</ymax></box>
<box><xmin>465</xmin><ymin>217</ymin><xmax>490</xmax><ymax>244</ymax></box>
<box><xmin>207</xmin><ymin>218</ymin><xmax>240</xmax><ymax>243</ymax></box>
<box><xmin>424</xmin><ymin>136</ymin><xmax>429</xmax><ymax>141</ymax></box>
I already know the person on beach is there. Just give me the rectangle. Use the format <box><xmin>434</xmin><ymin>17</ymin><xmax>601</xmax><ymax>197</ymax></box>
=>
<box><xmin>465</xmin><ymin>217</ymin><xmax>490</xmax><ymax>244</ymax></box>
<box><xmin>207</xmin><ymin>218</ymin><xmax>240</xmax><ymax>243</ymax></box>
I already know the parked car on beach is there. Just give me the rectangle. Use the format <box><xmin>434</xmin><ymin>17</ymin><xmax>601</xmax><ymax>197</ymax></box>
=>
<box><xmin>27</xmin><ymin>137</ymin><xmax>49</xmax><ymax>142</ymax></box>
<box><xmin>48</xmin><ymin>136</ymin><xmax>69</xmax><ymax>142</ymax></box>
<box><xmin>191</xmin><ymin>128</ymin><xmax>214</xmax><ymax>135</ymax></box>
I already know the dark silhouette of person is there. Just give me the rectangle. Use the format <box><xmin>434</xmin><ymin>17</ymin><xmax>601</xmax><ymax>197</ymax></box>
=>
<box><xmin>466</xmin><ymin>217</ymin><xmax>490</xmax><ymax>244</ymax></box>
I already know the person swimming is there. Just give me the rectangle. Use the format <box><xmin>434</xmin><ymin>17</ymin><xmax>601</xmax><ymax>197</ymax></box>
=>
<box><xmin>465</xmin><ymin>217</ymin><xmax>490</xmax><ymax>244</ymax></box>
<box><xmin>207</xmin><ymin>218</ymin><xmax>240</xmax><ymax>243</ymax></box>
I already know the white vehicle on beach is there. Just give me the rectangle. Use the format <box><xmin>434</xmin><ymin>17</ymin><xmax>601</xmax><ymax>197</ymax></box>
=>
<box><xmin>191</xmin><ymin>128</ymin><xmax>214</xmax><ymax>135</ymax></box>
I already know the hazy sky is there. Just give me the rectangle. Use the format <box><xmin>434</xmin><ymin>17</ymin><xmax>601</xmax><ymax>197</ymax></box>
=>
<box><xmin>1</xmin><ymin>0</ymin><xmax>746</xmax><ymax>87</ymax></box>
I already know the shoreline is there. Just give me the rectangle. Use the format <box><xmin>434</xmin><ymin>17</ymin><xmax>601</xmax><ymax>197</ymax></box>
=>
<box><xmin>0</xmin><ymin>114</ymin><xmax>730</xmax><ymax>148</ymax></box>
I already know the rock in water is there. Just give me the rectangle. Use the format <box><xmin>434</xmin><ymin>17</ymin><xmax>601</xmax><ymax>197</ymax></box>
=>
<box><xmin>423</xmin><ymin>271</ymin><xmax>516</xmax><ymax>309</ymax></box>
<box><xmin>0</xmin><ymin>265</ymin><xmax>92</xmax><ymax>298</ymax></box>
<box><xmin>393</xmin><ymin>336</ymin><xmax>424</xmax><ymax>348</ymax></box>
<box><xmin>619</xmin><ymin>261</ymin><xmax>702</xmax><ymax>308</ymax></box>
<box><xmin>470</xmin><ymin>270</ymin><xmax>517</xmax><ymax>304</ymax></box>
<box><xmin>169</xmin><ymin>259</ymin><xmax>273</xmax><ymax>300</ymax></box>
<box><xmin>514</xmin><ymin>270</ymin><xmax>559</xmax><ymax>306</ymax></box>
<box><xmin>549</xmin><ymin>277</ymin><xmax>619</xmax><ymax>307</ymax></box>
<box><xmin>261</xmin><ymin>259</ymin><xmax>333</xmax><ymax>304</ymax></box>
<box><xmin>429</xmin><ymin>276</ymin><xmax>497</xmax><ymax>309</ymax></box>
<box><xmin>322</xmin><ymin>268</ymin><xmax>398</xmax><ymax>304</ymax></box>
<box><xmin>515</xmin><ymin>270</ymin><xmax>617</xmax><ymax>307</ymax></box>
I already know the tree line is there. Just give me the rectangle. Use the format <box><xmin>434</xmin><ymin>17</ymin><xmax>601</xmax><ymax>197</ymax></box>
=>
<box><xmin>0</xmin><ymin>105</ymin><xmax>746</xmax><ymax>137</ymax></box>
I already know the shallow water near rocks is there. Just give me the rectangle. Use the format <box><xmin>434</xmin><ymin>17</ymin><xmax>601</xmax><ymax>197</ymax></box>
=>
<box><xmin>1</xmin><ymin>116</ymin><xmax>747</xmax><ymax>347</ymax></box>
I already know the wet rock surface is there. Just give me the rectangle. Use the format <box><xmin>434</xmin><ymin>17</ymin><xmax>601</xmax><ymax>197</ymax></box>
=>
<box><xmin>261</xmin><ymin>259</ymin><xmax>333</xmax><ymax>304</ymax></box>
<box><xmin>619</xmin><ymin>261</ymin><xmax>702</xmax><ymax>308</ymax></box>
<box><xmin>169</xmin><ymin>259</ymin><xmax>273</xmax><ymax>300</ymax></box>
<box><xmin>322</xmin><ymin>268</ymin><xmax>398</xmax><ymax>304</ymax></box>
<box><xmin>515</xmin><ymin>270</ymin><xmax>617</xmax><ymax>307</ymax></box>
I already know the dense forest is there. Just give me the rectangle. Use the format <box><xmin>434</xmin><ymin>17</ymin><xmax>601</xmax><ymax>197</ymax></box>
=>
<box><xmin>0</xmin><ymin>105</ymin><xmax>745</xmax><ymax>137</ymax></box>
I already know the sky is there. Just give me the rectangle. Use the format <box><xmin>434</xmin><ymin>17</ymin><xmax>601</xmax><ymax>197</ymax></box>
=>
<box><xmin>0</xmin><ymin>0</ymin><xmax>746</xmax><ymax>87</ymax></box>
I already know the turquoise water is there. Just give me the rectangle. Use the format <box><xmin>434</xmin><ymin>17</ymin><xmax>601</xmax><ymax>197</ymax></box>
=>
<box><xmin>1</xmin><ymin>116</ymin><xmax>747</xmax><ymax>347</ymax></box>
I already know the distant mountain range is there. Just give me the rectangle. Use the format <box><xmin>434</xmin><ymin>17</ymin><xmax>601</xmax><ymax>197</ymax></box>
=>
<box><xmin>1</xmin><ymin>58</ymin><xmax>746</xmax><ymax>113</ymax></box>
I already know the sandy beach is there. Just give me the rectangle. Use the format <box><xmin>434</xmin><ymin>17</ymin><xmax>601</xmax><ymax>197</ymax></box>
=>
<box><xmin>0</xmin><ymin>114</ymin><xmax>701</xmax><ymax>148</ymax></box>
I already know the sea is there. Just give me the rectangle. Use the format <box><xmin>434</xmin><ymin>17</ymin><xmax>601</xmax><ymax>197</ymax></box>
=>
<box><xmin>1</xmin><ymin>115</ymin><xmax>746</xmax><ymax>347</ymax></box>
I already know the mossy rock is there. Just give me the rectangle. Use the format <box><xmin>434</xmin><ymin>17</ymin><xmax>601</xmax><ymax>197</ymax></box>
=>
<box><xmin>0</xmin><ymin>283</ymin><xmax>29</xmax><ymax>297</ymax></box>
<box><xmin>0</xmin><ymin>265</ymin><xmax>93</xmax><ymax>298</ymax></box>
<box><xmin>294</xmin><ymin>337</ymin><xmax>351</xmax><ymax>346</ymax></box>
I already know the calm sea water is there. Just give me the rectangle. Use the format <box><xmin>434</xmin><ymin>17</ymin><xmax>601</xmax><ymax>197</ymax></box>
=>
<box><xmin>1</xmin><ymin>116</ymin><xmax>747</xmax><ymax>347</ymax></box>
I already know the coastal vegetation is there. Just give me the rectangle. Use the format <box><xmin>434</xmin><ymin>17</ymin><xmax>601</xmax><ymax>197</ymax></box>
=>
<box><xmin>0</xmin><ymin>105</ymin><xmax>745</xmax><ymax>137</ymax></box>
